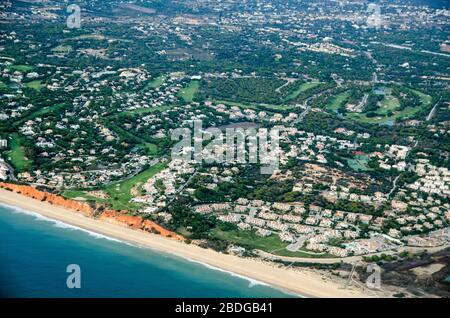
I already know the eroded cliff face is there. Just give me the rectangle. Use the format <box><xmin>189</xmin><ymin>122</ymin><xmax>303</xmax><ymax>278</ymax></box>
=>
<box><xmin>99</xmin><ymin>211</ymin><xmax>183</xmax><ymax>240</ymax></box>
<box><xmin>0</xmin><ymin>183</ymin><xmax>96</xmax><ymax>216</ymax></box>
<box><xmin>0</xmin><ymin>183</ymin><xmax>183</xmax><ymax>241</ymax></box>
<box><xmin>99</xmin><ymin>210</ymin><xmax>143</xmax><ymax>230</ymax></box>
<box><xmin>142</xmin><ymin>220</ymin><xmax>184</xmax><ymax>240</ymax></box>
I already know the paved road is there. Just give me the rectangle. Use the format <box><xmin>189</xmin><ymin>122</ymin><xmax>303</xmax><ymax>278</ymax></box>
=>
<box><xmin>426</xmin><ymin>96</ymin><xmax>442</xmax><ymax>121</ymax></box>
<box><xmin>387</xmin><ymin>139</ymin><xmax>419</xmax><ymax>198</ymax></box>
<box><xmin>275</xmin><ymin>78</ymin><xmax>295</xmax><ymax>93</ymax></box>
<box><xmin>387</xmin><ymin>175</ymin><xmax>400</xmax><ymax>198</ymax></box>
<box><xmin>255</xmin><ymin>245</ymin><xmax>449</xmax><ymax>264</ymax></box>
<box><xmin>166</xmin><ymin>170</ymin><xmax>198</xmax><ymax>207</ymax></box>
<box><xmin>290</xmin><ymin>86</ymin><xmax>338</xmax><ymax>127</ymax></box>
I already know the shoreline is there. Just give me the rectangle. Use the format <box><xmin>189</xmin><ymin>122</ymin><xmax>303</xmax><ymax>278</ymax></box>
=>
<box><xmin>0</xmin><ymin>188</ymin><xmax>366</xmax><ymax>298</ymax></box>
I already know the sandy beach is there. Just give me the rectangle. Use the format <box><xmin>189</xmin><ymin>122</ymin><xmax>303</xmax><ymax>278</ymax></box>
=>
<box><xmin>0</xmin><ymin>188</ymin><xmax>366</xmax><ymax>298</ymax></box>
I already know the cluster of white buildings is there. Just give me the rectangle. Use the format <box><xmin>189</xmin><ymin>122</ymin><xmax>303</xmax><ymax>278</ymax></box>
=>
<box><xmin>205</xmin><ymin>101</ymin><xmax>300</xmax><ymax>124</ymax></box>
<box><xmin>298</xmin><ymin>42</ymin><xmax>356</xmax><ymax>58</ymax></box>
<box><xmin>193</xmin><ymin>199</ymin><xmax>380</xmax><ymax>257</ymax></box>
<box><xmin>407</xmin><ymin>159</ymin><xmax>450</xmax><ymax>197</ymax></box>
<box><xmin>114</xmin><ymin>71</ymin><xmax>190</xmax><ymax>113</ymax></box>
<box><xmin>0</xmin><ymin>158</ymin><xmax>10</xmax><ymax>181</ymax></box>
<box><xmin>134</xmin><ymin>159</ymin><xmax>195</xmax><ymax>213</ymax></box>
<box><xmin>403</xmin><ymin>228</ymin><xmax>450</xmax><ymax>247</ymax></box>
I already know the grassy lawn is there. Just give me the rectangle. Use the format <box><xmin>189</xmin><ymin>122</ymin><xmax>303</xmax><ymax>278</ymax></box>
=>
<box><xmin>25</xmin><ymin>80</ymin><xmax>42</xmax><ymax>91</ymax></box>
<box><xmin>6</xmin><ymin>133</ymin><xmax>32</xmax><ymax>171</ymax></box>
<box><xmin>337</xmin><ymin>87</ymin><xmax>432</xmax><ymax>124</ymax></box>
<box><xmin>62</xmin><ymin>190</ymin><xmax>108</xmax><ymax>203</ymax></box>
<box><xmin>347</xmin><ymin>104</ymin><xmax>425</xmax><ymax>124</ymax></box>
<box><xmin>178</xmin><ymin>81</ymin><xmax>199</xmax><ymax>102</ymax></box>
<box><xmin>378</xmin><ymin>95</ymin><xmax>400</xmax><ymax>114</ymax></box>
<box><xmin>103</xmin><ymin>162</ymin><xmax>166</xmax><ymax>211</ymax></box>
<box><xmin>346</xmin><ymin>155</ymin><xmax>371</xmax><ymax>172</ymax></box>
<box><xmin>409</xmin><ymin>88</ymin><xmax>432</xmax><ymax>105</ymax></box>
<box><xmin>146</xmin><ymin>75</ymin><xmax>166</xmax><ymax>89</ymax></box>
<box><xmin>176</xmin><ymin>226</ymin><xmax>193</xmax><ymax>237</ymax></box>
<box><xmin>63</xmin><ymin>162</ymin><xmax>166</xmax><ymax>211</ymax></box>
<box><xmin>346</xmin><ymin>112</ymin><xmax>394</xmax><ymax>124</ymax></box>
<box><xmin>14</xmin><ymin>103</ymin><xmax>67</xmax><ymax>127</ymax></box>
<box><xmin>212</xmin><ymin>229</ymin><xmax>333</xmax><ymax>258</ymax></box>
<box><xmin>373</xmin><ymin>86</ymin><xmax>399</xmax><ymax>115</ymax></box>
<box><xmin>8</xmin><ymin>65</ymin><xmax>34</xmax><ymax>72</ymax></box>
<box><xmin>143</xmin><ymin>143</ymin><xmax>158</xmax><ymax>156</ymax></box>
<box><xmin>326</xmin><ymin>91</ymin><xmax>350</xmax><ymax>112</ymax></box>
<box><xmin>284</xmin><ymin>81</ymin><xmax>321</xmax><ymax>101</ymax></box>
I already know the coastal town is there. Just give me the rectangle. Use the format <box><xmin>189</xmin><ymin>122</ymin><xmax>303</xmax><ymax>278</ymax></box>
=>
<box><xmin>0</xmin><ymin>0</ymin><xmax>449</xmax><ymax>298</ymax></box>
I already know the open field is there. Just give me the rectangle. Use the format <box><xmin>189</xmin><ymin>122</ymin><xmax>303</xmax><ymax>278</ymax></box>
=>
<box><xmin>25</xmin><ymin>80</ymin><xmax>42</xmax><ymax>90</ymax></box>
<box><xmin>6</xmin><ymin>133</ymin><xmax>32</xmax><ymax>171</ymax></box>
<box><xmin>346</xmin><ymin>155</ymin><xmax>371</xmax><ymax>172</ymax></box>
<box><xmin>142</xmin><ymin>143</ymin><xmax>158</xmax><ymax>156</ymax></box>
<box><xmin>326</xmin><ymin>86</ymin><xmax>433</xmax><ymax>124</ymax></box>
<box><xmin>378</xmin><ymin>95</ymin><xmax>400</xmax><ymax>114</ymax></box>
<box><xmin>410</xmin><ymin>88</ymin><xmax>433</xmax><ymax>105</ymax></box>
<box><xmin>284</xmin><ymin>81</ymin><xmax>322</xmax><ymax>102</ymax></box>
<box><xmin>14</xmin><ymin>103</ymin><xmax>68</xmax><ymax>127</ymax></box>
<box><xmin>8</xmin><ymin>64</ymin><xmax>34</xmax><ymax>72</ymax></box>
<box><xmin>145</xmin><ymin>75</ymin><xmax>166</xmax><ymax>89</ymax></box>
<box><xmin>347</xmin><ymin>102</ymin><xmax>428</xmax><ymax>124</ymax></box>
<box><xmin>326</xmin><ymin>91</ymin><xmax>350</xmax><ymax>112</ymax></box>
<box><xmin>103</xmin><ymin>162</ymin><xmax>166</xmax><ymax>211</ymax></box>
<box><xmin>178</xmin><ymin>81</ymin><xmax>199</xmax><ymax>102</ymax></box>
<box><xmin>106</xmin><ymin>113</ymin><xmax>164</xmax><ymax>156</ymax></box>
<box><xmin>62</xmin><ymin>190</ymin><xmax>108</xmax><ymax>204</ymax></box>
<box><xmin>62</xmin><ymin>162</ymin><xmax>166</xmax><ymax>211</ymax></box>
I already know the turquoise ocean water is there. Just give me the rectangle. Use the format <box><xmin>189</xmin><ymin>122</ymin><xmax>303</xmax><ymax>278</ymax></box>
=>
<box><xmin>0</xmin><ymin>204</ymin><xmax>294</xmax><ymax>298</ymax></box>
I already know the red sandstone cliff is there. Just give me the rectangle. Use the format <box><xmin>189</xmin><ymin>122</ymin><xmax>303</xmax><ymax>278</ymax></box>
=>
<box><xmin>99</xmin><ymin>210</ymin><xmax>143</xmax><ymax>230</ymax></box>
<box><xmin>0</xmin><ymin>183</ymin><xmax>96</xmax><ymax>216</ymax></box>
<box><xmin>142</xmin><ymin>219</ymin><xmax>184</xmax><ymax>240</ymax></box>
<box><xmin>0</xmin><ymin>182</ymin><xmax>183</xmax><ymax>241</ymax></box>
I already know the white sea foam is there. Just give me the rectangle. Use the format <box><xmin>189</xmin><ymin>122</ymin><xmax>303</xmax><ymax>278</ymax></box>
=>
<box><xmin>0</xmin><ymin>203</ymin><xmax>126</xmax><ymax>244</ymax></box>
<box><xmin>139</xmin><ymin>246</ymin><xmax>301</xmax><ymax>296</ymax></box>
<box><xmin>186</xmin><ymin>256</ymin><xmax>301</xmax><ymax>296</ymax></box>
<box><xmin>117</xmin><ymin>238</ymin><xmax>270</xmax><ymax>288</ymax></box>
<box><xmin>124</xmin><ymin>242</ymin><xmax>286</xmax><ymax>291</ymax></box>
<box><xmin>172</xmin><ymin>251</ymin><xmax>279</xmax><ymax>289</ymax></box>
<box><xmin>1</xmin><ymin>203</ymin><xmax>298</xmax><ymax>296</ymax></box>
<box><xmin>186</xmin><ymin>257</ymin><xmax>269</xmax><ymax>288</ymax></box>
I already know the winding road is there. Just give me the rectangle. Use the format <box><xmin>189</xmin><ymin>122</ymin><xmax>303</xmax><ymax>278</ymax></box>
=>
<box><xmin>255</xmin><ymin>244</ymin><xmax>449</xmax><ymax>264</ymax></box>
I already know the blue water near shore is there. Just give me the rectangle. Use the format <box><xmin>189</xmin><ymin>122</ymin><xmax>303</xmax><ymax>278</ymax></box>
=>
<box><xmin>0</xmin><ymin>204</ymin><xmax>294</xmax><ymax>298</ymax></box>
